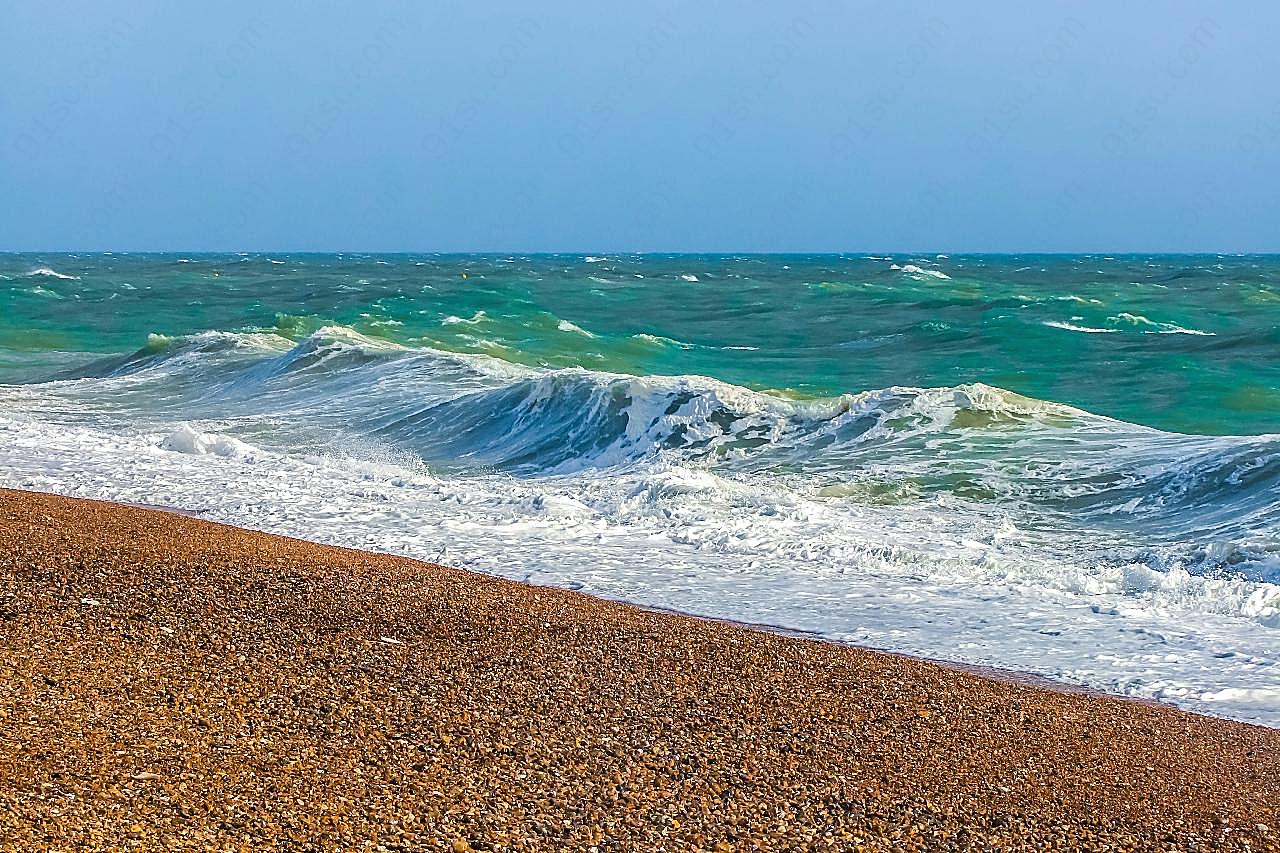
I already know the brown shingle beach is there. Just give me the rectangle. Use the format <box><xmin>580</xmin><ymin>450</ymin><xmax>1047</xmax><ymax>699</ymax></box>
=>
<box><xmin>1</xmin><ymin>488</ymin><xmax>1277</xmax><ymax>851</ymax></box>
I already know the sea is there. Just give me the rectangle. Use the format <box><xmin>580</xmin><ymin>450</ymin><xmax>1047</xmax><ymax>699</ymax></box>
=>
<box><xmin>2</xmin><ymin>253</ymin><xmax>1278</xmax><ymax>724</ymax></box>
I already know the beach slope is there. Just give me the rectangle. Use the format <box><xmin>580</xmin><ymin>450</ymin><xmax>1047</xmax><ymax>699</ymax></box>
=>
<box><xmin>0</xmin><ymin>489</ymin><xmax>1276</xmax><ymax>851</ymax></box>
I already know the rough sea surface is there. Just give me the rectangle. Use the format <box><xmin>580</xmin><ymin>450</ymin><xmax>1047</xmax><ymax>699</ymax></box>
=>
<box><xmin>2</xmin><ymin>253</ymin><xmax>1278</xmax><ymax>724</ymax></box>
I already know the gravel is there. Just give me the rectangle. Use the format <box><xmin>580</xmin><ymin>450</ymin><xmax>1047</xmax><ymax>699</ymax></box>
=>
<box><xmin>1</xmin><ymin>488</ymin><xmax>1277</xmax><ymax>851</ymax></box>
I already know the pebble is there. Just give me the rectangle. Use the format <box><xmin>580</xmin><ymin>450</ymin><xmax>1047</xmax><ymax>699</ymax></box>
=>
<box><xmin>1</xmin><ymin>488</ymin><xmax>1277</xmax><ymax>852</ymax></box>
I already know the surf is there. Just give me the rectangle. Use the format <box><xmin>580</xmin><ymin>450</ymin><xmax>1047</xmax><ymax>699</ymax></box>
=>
<box><xmin>3</xmin><ymin>253</ymin><xmax>1280</xmax><ymax>725</ymax></box>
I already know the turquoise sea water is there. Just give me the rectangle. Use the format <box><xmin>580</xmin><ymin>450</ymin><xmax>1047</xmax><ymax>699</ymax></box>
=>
<box><xmin>3</xmin><ymin>253</ymin><xmax>1279</xmax><ymax>434</ymax></box>
<box><xmin>2</xmin><ymin>253</ymin><xmax>1279</xmax><ymax>723</ymax></box>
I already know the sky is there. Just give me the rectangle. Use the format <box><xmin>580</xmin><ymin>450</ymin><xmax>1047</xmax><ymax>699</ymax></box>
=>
<box><xmin>2</xmin><ymin>1</ymin><xmax>1278</xmax><ymax>252</ymax></box>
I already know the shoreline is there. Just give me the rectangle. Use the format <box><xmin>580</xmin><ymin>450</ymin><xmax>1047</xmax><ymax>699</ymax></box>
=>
<box><xmin>123</xmin><ymin>493</ymin><xmax>1176</xmax><ymax>716</ymax></box>
<box><xmin>2</xmin><ymin>487</ymin><xmax>1278</xmax><ymax>850</ymax></box>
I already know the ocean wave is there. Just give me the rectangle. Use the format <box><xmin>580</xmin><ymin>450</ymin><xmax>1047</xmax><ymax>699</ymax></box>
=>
<box><xmin>366</xmin><ymin>365</ymin><xmax>1090</xmax><ymax>477</ymax></box>
<box><xmin>632</xmin><ymin>332</ymin><xmax>694</xmax><ymax>349</ymax></box>
<box><xmin>892</xmin><ymin>264</ymin><xmax>950</xmax><ymax>280</ymax></box>
<box><xmin>1110</xmin><ymin>312</ymin><xmax>1214</xmax><ymax>336</ymax></box>
<box><xmin>1043</xmin><ymin>320</ymin><xmax>1120</xmax><ymax>334</ymax></box>
<box><xmin>26</xmin><ymin>267</ymin><xmax>80</xmax><ymax>280</ymax></box>
<box><xmin>442</xmin><ymin>310</ymin><xmax>487</xmax><ymax>325</ymax></box>
<box><xmin>31</xmin><ymin>325</ymin><xmax>1280</xmax><ymax>574</ymax></box>
<box><xmin>557</xmin><ymin>319</ymin><xmax>596</xmax><ymax>337</ymax></box>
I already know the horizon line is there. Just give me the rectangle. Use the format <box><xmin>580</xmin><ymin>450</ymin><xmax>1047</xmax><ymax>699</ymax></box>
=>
<box><xmin>4</xmin><ymin>249</ymin><xmax>1280</xmax><ymax>257</ymax></box>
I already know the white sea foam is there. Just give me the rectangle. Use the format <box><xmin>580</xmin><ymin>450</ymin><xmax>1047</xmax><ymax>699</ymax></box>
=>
<box><xmin>1109</xmin><ymin>312</ymin><xmax>1214</xmax><ymax>336</ymax></box>
<box><xmin>26</xmin><ymin>267</ymin><xmax>79</xmax><ymax>280</ymax></box>
<box><xmin>908</xmin><ymin>265</ymin><xmax>950</xmax><ymax>280</ymax></box>
<box><xmin>442</xmin><ymin>310</ymin><xmax>487</xmax><ymax>325</ymax></box>
<box><xmin>1155</xmin><ymin>327</ymin><xmax>1215</xmax><ymax>336</ymax></box>
<box><xmin>633</xmin><ymin>332</ymin><xmax>694</xmax><ymax>349</ymax></box>
<box><xmin>557</xmin><ymin>319</ymin><xmax>595</xmax><ymax>337</ymax></box>
<box><xmin>894</xmin><ymin>264</ymin><xmax>951</xmax><ymax>280</ymax></box>
<box><xmin>680</xmin><ymin>274</ymin><xmax>700</xmax><ymax>282</ymax></box>
<box><xmin>1043</xmin><ymin>320</ymin><xmax>1120</xmax><ymax>334</ymax></box>
<box><xmin>159</xmin><ymin>423</ymin><xmax>256</xmax><ymax>458</ymax></box>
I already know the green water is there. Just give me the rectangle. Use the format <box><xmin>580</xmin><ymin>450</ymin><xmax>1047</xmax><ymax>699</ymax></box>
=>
<box><xmin>3</xmin><ymin>252</ymin><xmax>1278</xmax><ymax>434</ymax></box>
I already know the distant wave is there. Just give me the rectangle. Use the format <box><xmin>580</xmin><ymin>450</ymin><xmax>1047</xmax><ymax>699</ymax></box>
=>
<box><xmin>632</xmin><ymin>332</ymin><xmax>694</xmax><ymax>349</ymax></box>
<box><xmin>1110</xmin><ymin>312</ymin><xmax>1214</xmax><ymax>336</ymax></box>
<box><xmin>26</xmin><ymin>267</ymin><xmax>80</xmax><ymax>280</ymax></box>
<box><xmin>893</xmin><ymin>264</ymin><xmax>950</xmax><ymax>280</ymax></box>
<box><xmin>1042</xmin><ymin>320</ymin><xmax>1119</xmax><ymax>334</ymax></box>
<box><xmin>442</xmin><ymin>310</ymin><xmax>487</xmax><ymax>326</ymax></box>
<box><xmin>557</xmin><ymin>319</ymin><xmax>596</xmax><ymax>337</ymax></box>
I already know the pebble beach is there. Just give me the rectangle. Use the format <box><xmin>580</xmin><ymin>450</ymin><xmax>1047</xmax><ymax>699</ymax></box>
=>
<box><xmin>1</xmin><ymin>488</ymin><xmax>1277</xmax><ymax>851</ymax></box>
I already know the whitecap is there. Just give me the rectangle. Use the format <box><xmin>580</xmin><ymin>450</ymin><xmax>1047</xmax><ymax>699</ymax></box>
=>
<box><xmin>557</xmin><ymin>319</ymin><xmax>596</xmax><ymax>338</ymax></box>
<box><xmin>680</xmin><ymin>274</ymin><xmax>699</xmax><ymax>282</ymax></box>
<box><xmin>1155</xmin><ymin>326</ymin><xmax>1215</xmax><ymax>336</ymax></box>
<box><xmin>899</xmin><ymin>264</ymin><xmax>950</xmax><ymax>280</ymax></box>
<box><xmin>1043</xmin><ymin>320</ymin><xmax>1120</xmax><ymax>334</ymax></box>
<box><xmin>633</xmin><ymin>333</ymin><xmax>694</xmax><ymax>349</ymax></box>
<box><xmin>1112</xmin><ymin>311</ymin><xmax>1157</xmax><ymax>327</ymax></box>
<box><xmin>26</xmin><ymin>267</ymin><xmax>79</xmax><ymax>280</ymax></box>
<box><xmin>442</xmin><ymin>310</ymin><xmax>487</xmax><ymax>326</ymax></box>
<box><xmin>1110</xmin><ymin>312</ymin><xmax>1214</xmax><ymax>335</ymax></box>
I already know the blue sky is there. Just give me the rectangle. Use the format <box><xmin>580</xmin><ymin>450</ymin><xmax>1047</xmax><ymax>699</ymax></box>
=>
<box><xmin>3</xmin><ymin>1</ymin><xmax>1277</xmax><ymax>251</ymax></box>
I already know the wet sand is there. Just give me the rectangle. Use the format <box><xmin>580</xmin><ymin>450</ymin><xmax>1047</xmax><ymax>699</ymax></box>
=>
<box><xmin>1</xmin><ymin>488</ymin><xmax>1277</xmax><ymax>851</ymax></box>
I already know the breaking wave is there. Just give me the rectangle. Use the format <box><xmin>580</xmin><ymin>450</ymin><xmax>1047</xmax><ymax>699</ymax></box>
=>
<box><xmin>42</xmin><ymin>326</ymin><xmax>1280</xmax><ymax>581</ymax></box>
<box><xmin>4</xmin><ymin>320</ymin><xmax>1280</xmax><ymax>725</ymax></box>
<box><xmin>26</xmin><ymin>267</ymin><xmax>80</xmax><ymax>280</ymax></box>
